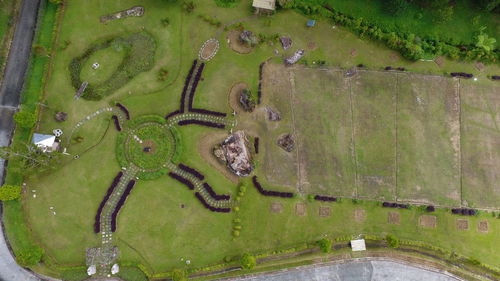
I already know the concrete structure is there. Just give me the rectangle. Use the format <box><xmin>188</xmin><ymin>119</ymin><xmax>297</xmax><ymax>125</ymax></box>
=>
<box><xmin>351</xmin><ymin>239</ymin><xmax>366</xmax><ymax>251</ymax></box>
<box><xmin>252</xmin><ymin>0</ymin><xmax>276</xmax><ymax>13</ymax></box>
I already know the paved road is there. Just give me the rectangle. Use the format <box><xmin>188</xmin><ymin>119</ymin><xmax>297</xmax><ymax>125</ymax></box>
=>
<box><xmin>0</xmin><ymin>0</ymin><xmax>42</xmax><ymax>280</ymax></box>
<box><xmin>228</xmin><ymin>259</ymin><xmax>463</xmax><ymax>281</ymax></box>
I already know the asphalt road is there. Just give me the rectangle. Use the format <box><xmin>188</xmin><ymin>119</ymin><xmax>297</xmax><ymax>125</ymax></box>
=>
<box><xmin>0</xmin><ymin>0</ymin><xmax>42</xmax><ymax>280</ymax></box>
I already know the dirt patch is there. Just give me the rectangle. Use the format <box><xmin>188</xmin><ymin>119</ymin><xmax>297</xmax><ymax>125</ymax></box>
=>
<box><xmin>419</xmin><ymin>215</ymin><xmax>437</xmax><ymax>228</ymax></box>
<box><xmin>227</xmin><ymin>30</ymin><xmax>253</xmax><ymax>54</ymax></box>
<box><xmin>350</xmin><ymin>48</ymin><xmax>357</xmax><ymax>57</ymax></box>
<box><xmin>142</xmin><ymin>140</ymin><xmax>156</xmax><ymax>154</ymax></box>
<box><xmin>197</xmin><ymin>132</ymin><xmax>239</xmax><ymax>184</ymax></box>
<box><xmin>434</xmin><ymin>56</ymin><xmax>444</xmax><ymax>67</ymax></box>
<box><xmin>354</xmin><ymin>209</ymin><xmax>366</xmax><ymax>222</ymax></box>
<box><xmin>270</xmin><ymin>202</ymin><xmax>283</xmax><ymax>213</ymax></box>
<box><xmin>474</xmin><ymin>61</ymin><xmax>485</xmax><ymax>71</ymax></box>
<box><xmin>200</xmin><ymin>39</ymin><xmax>218</xmax><ymax>60</ymax></box>
<box><xmin>456</xmin><ymin>219</ymin><xmax>469</xmax><ymax>231</ymax></box>
<box><xmin>307</xmin><ymin>42</ymin><xmax>317</xmax><ymax>51</ymax></box>
<box><xmin>228</xmin><ymin>82</ymin><xmax>249</xmax><ymax>113</ymax></box>
<box><xmin>388</xmin><ymin>212</ymin><xmax>400</xmax><ymax>225</ymax></box>
<box><xmin>478</xmin><ymin>220</ymin><xmax>489</xmax><ymax>233</ymax></box>
<box><xmin>389</xmin><ymin>54</ymin><xmax>400</xmax><ymax>62</ymax></box>
<box><xmin>295</xmin><ymin>203</ymin><xmax>306</xmax><ymax>216</ymax></box>
<box><xmin>319</xmin><ymin>206</ymin><xmax>331</xmax><ymax>217</ymax></box>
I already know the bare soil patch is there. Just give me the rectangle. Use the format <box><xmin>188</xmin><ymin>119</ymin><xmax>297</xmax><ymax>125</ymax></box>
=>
<box><xmin>295</xmin><ymin>203</ymin><xmax>306</xmax><ymax>216</ymax></box>
<box><xmin>228</xmin><ymin>82</ymin><xmax>249</xmax><ymax>113</ymax></box>
<box><xmin>319</xmin><ymin>206</ymin><xmax>331</xmax><ymax>217</ymax></box>
<box><xmin>456</xmin><ymin>219</ymin><xmax>469</xmax><ymax>231</ymax></box>
<box><xmin>419</xmin><ymin>215</ymin><xmax>437</xmax><ymax>228</ymax></box>
<box><xmin>307</xmin><ymin>42</ymin><xmax>317</xmax><ymax>51</ymax></box>
<box><xmin>350</xmin><ymin>48</ymin><xmax>357</xmax><ymax>57</ymax></box>
<box><xmin>434</xmin><ymin>56</ymin><xmax>444</xmax><ymax>66</ymax></box>
<box><xmin>197</xmin><ymin>132</ymin><xmax>239</xmax><ymax>184</ymax></box>
<box><xmin>354</xmin><ymin>209</ymin><xmax>366</xmax><ymax>222</ymax></box>
<box><xmin>388</xmin><ymin>212</ymin><xmax>400</xmax><ymax>225</ymax></box>
<box><xmin>270</xmin><ymin>202</ymin><xmax>283</xmax><ymax>213</ymax></box>
<box><xmin>474</xmin><ymin>61</ymin><xmax>485</xmax><ymax>71</ymax></box>
<box><xmin>478</xmin><ymin>220</ymin><xmax>489</xmax><ymax>233</ymax></box>
<box><xmin>227</xmin><ymin>30</ymin><xmax>253</xmax><ymax>54</ymax></box>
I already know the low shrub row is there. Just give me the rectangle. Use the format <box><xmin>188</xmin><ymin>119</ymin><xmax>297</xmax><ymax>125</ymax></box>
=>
<box><xmin>94</xmin><ymin>172</ymin><xmax>123</xmax><ymax>233</ymax></box>
<box><xmin>195</xmin><ymin>192</ymin><xmax>231</xmax><ymax>213</ymax></box>
<box><xmin>451</xmin><ymin>208</ymin><xmax>477</xmax><ymax>216</ymax></box>
<box><xmin>116</xmin><ymin>103</ymin><xmax>130</xmax><ymax>120</ymax></box>
<box><xmin>314</xmin><ymin>195</ymin><xmax>337</xmax><ymax>202</ymax></box>
<box><xmin>178</xmin><ymin>119</ymin><xmax>225</xmax><ymax>129</ymax></box>
<box><xmin>382</xmin><ymin>202</ymin><xmax>409</xmax><ymax>209</ymax></box>
<box><xmin>451</xmin><ymin>72</ymin><xmax>473</xmax><ymax>78</ymax></box>
<box><xmin>168</xmin><ymin>172</ymin><xmax>195</xmax><ymax>190</ymax></box>
<box><xmin>254</xmin><ymin>137</ymin><xmax>259</xmax><ymax>154</ymax></box>
<box><xmin>426</xmin><ymin>205</ymin><xmax>435</xmax><ymax>212</ymax></box>
<box><xmin>257</xmin><ymin>62</ymin><xmax>265</xmax><ymax>104</ymax></box>
<box><xmin>165</xmin><ymin>110</ymin><xmax>180</xmax><ymax>120</ymax></box>
<box><xmin>384</xmin><ymin>66</ymin><xmax>406</xmax><ymax>71</ymax></box>
<box><xmin>111</xmin><ymin>180</ymin><xmax>136</xmax><ymax>232</ymax></box>
<box><xmin>112</xmin><ymin>115</ymin><xmax>121</xmax><ymax>131</ymax></box>
<box><xmin>178</xmin><ymin>163</ymin><xmax>205</xmax><ymax>180</ymax></box>
<box><xmin>180</xmin><ymin>60</ymin><xmax>198</xmax><ymax>112</ymax></box>
<box><xmin>252</xmin><ymin>176</ymin><xmax>294</xmax><ymax>198</ymax></box>
<box><xmin>188</xmin><ymin>62</ymin><xmax>205</xmax><ymax>111</ymax></box>
<box><xmin>190</xmin><ymin>108</ymin><xmax>227</xmax><ymax>117</ymax></box>
<box><xmin>203</xmin><ymin>183</ymin><xmax>230</xmax><ymax>201</ymax></box>
<box><xmin>491</xmin><ymin>75</ymin><xmax>500</xmax><ymax>80</ymax></box>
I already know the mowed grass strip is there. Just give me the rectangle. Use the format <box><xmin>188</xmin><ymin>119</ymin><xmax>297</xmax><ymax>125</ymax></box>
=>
<box><xmin>396</xmin><ymin>74</ymin><xmax>461</xmax><ymax>206</ymax></box>
<box><xmin>460</xmin><ymin>80</ymin><xmax>500</xmax><ymax>209</ymax></box>
<box><xmin>292</xmin><ymin>67</ymin><xmax>355</xmax><ymax>196</ymax></box>
<box><xmin>351</xmin><ymin>71</ymin><xmax>397</xmax><ymax>200</ymax></box>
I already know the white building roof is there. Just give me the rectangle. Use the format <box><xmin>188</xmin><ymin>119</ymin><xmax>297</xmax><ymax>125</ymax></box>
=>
<box><xmin>253</xmin><ymin>0</ymin><xmax>276</xmax><ymax>10</ymax></box>
<box><xmin>351</xmin><ymin>239</ymin><xmax>366</xmax><ymax>251</ymax></box>
<box><xmin>32</xmin><ymin>133</ymin><xmax>55</xmax><ymax>147</ymax></box>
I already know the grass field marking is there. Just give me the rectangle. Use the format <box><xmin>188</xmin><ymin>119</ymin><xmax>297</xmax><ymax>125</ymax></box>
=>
<box><xmin>457</xmin><ymin>78</ymin><xmax>463</xmax><ymax>207</ymax></box>
<box><xmin>287</xmin><ymin>68</ymin><xmax>302</xmax><ymax>194</ymax></box>
<box><xmin>394</xmin><ymin>73</ymin><xmax>400</xmax><ymax>202</ymax></box>
<box><xmin>347</xmin><ymin>76</ymin><xmax>358</xmax><ymax>198</ymax></box>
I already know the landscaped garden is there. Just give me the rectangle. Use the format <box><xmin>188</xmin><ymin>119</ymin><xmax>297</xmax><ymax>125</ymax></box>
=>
<box><xmin>0</xmin><ymin>0</ymin><xmax>499</xmax><ymax>280</ymax></box>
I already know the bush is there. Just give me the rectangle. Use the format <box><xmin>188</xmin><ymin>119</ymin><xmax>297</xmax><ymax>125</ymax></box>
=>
<box><xmin>172</xmin><ymin>269</ymin><xmax>187</xmax><ymax>281</ymax></box>
<box><xmin>233</xmin><ymin>230</ymin><xmax>240</xmax><ymax>237</ymax></box>
<box><xmin>116</xmin><ymin>266</ymin><xmax>148</xmax><ymax>281</ymax></box>
<box><xmin>386</xmin><ymin>234</ymin><xmax>399</xmax><ymax>248</ymax></box>
<box><xmin>384</xmin><ymin>0</ymin><xmax>408</xmax><ymax>15</ymax></box>
<box><xmin>240</xmin><ymin>253</ymin><xmax>256</xmax><ymax>269</ymax></box>
<box><xmin>317</xmin><ymin>238</ymin><xmax>332</xmax><ymax>253</ymax></box>
<box><xmin>15</xmin><ymin>245</ymin><xmax>44</xmax><ymax>266</ymax></box>
<box><xmin>0</xmin><ymin>185</ymin><xmax>22</xmax><ymax>201</ymax></box>
<box><xmin>13</xmin><ymin>111</ymin><xmax>36</xmax><ymax>128</ymax></box>
<box><xmin>215</xmin><ymin>0</ymin><xmax>240</xmax><ymax>8</ymax></box>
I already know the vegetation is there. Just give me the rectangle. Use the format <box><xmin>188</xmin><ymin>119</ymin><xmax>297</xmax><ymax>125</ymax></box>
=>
<box><xmin>0</xmin><ymin>185</ymin><xmax>22</xmax><ymax>201</ymax></box>
<box><xmin>15</xmin><ymin>246</ymin><xmax>44</xmax><ymax>267</ymax></box>
<box><xmin>317</xmin><ymin>238</ymin><xmax>333</xmax><ymax>253</ymax></box>
<box><xmin>386</xmin><ymin>234</ymin><xmax>400</xmax><ymax>248</ymax></box>
<box><xmin>215</xmin><ymin>0</ymin><xmax>240</xmax><ymax>8</ymax></box>
<box><xmin>240</xmin><ymin>253</ymin><xmax>257</xmax><ymax>270</ymax></box>
<box><xmin>13</xmin><ymin>111</ymin><xmax>36</xmax><ymax>128</ymax></box>
<box><xmin>172</xmin><ymin>269</ymin><xmax>187</xmax><ymax>281</ymax></box>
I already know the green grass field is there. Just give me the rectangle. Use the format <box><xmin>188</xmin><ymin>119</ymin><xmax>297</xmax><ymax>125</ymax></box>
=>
<box><xmin>6</xmin><ymin>0</ymin><xmax>499</xmax><ymax>279</ymax></box>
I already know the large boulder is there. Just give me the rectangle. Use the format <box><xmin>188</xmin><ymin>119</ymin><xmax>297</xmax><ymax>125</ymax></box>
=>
<box><xmin>213</xmin><ymin>131</ymin><xmax>253</xmax><ymax>177</ymax></box>
<box><xmin>278</xmin><ymin>133</ymin><xmax>295</xmax><ymax>152</ymax></box>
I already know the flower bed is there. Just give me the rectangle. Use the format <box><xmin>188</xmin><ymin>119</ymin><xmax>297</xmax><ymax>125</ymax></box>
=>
<box><xmin>111</xmin><ymin>180</ymin><xmax>136</xmax><ymax>232</ymax></box>
<box><xmin>254</xmin><ymin>137</ymin><xmax>259</xmax><ymax>154</ymax></box>
<box><xmin>451</xmin><ymin>208</ymin><xmax>477</xmax><ymax>216</ymax></box>
<box><xmin>194</xmin><ymin>192</ymin><xmax>231</xmax><ymax>213</ymax></box>
<box><xmin>116</xmin><ymin>103</ymin><xmax>130</xmax><ymax>120</ymax></box>
<box><xmin>382</xmin><ymin>202</ymin><xmax>409</xmax><ymax>209</ymax></box>
<box><xmin>202</xmin><ymin>183</ymin><xmax>230</xmax><ymax>201</ymax></box>
<box><xmin>94</xmin><ymin>172</ymin><xmax>123</xmax><ymax>233</ymax></box>
<box><xmin>112</xmin><ymin>115</ymin><xmax>121</xmax><ymax>131</ymax></box>
<box><xmin>314</xmin><ymin>195</ymin><xmax>336</xmax><ymax>202</ymax></box>
<box><xmin>180</xmin><ymin>60</ymin><xmax>198</xmax><ymax>112</ymax></box>
<box><xmin>168</xmin><ymin>172</ymin><xmax>195</xmax><ymax>190</ymax></box>
<box><xmin>178</xmin><ymin>163</ymin><xmax>205</xmax><ymax>180</ymax></box>
<box><xmin>178</xmin><ymin>119</ymin><xmax>225</xmax><ymax>129</ymax></box>
<box><xmin>187</xmin><ymin>63</ymin><xmax>205</xmax><ymax>111</ymax></box>
<box><xmin>252</xmin><ymin>176</ymin><xmax>294</xmax><ymax>198</ymax></box>
<box><xmin>451</xmin><ymin>72</ymin><xmax>473</xmax><ymax>78</ymax></box>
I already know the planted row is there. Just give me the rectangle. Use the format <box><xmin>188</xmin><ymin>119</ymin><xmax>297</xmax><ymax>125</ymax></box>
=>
<box><xmin>116</xmin><ymin>103</ymin><xmax>130</xmax><ymax>120</ymax></box>
<box><xmin>190</xmin><ymin>108</ymin><xmax>227</xmax><ymax>117</ymax></box>
<box><xmin>112</xmin><ymin>115</ymin><xmax>121</xmax><ymax>131</ymax></box>
<box><xmin>384</xmin><ymin>66</ymin><xmax>406</xmax><ymax>71</ymax></box>
<box><xmin>314</xmin><ymin>195</ymin><xmax>336</xmax><ymax>202</ymax></box>
<box><xmin>111</xmin><ymin>180</ymin><xmax>136</xmax><ymax>232</ymax></box>
<box><xmin>180</xmin><ymin>60</ymin><xmax>198</xmax><ymax>112</ymax></box>
<box><xmin>195</xmin><ymin>192</ymin><xmax>231</xmax><ymax>213</ymax></box>
<box><xmin>94</xmin><ymin>172</ymin><xmax>123</xmax><ymax>233</ymax></box>
<box><xmin>252</xmin><ymin>176</ymin><xmax>294</xmax><ymax>198</ymax></box>
<box><xmin>382</xmin><ymin>202</ymin><xmax>409</xmax><ymax>209</ymax></box>
<box><xmin>168</xmin><ymin>172</ymin><xmax>195</xmax><ymax>190</ymax></box>
<box><xmin>203</xmin><ymin>183</ymin><xmax>230</xmax><ymax>201</ymax></box>
<box><xmin>254</xmin><ymin>137</ymin><xmax>259</xmax><ymax>154</ymax></box>
<box><xmin>165</xmin><ymin>110</ymin><xmax>180</xmax><ymax>120</ymax></box>
<box><xmin>188</xmin><ymin>63</ymin><xmax>205</xmax><ymax>110</ymax></box>
<box><xmin>257</xmin><ymin>62</ymin><xmax>265</xmax><ymax>104</ymax></box>
<box><xmin>178</xmin><ymin>163</ymin><xmax>205</xmax><ymax>180</ymax></box>
<box><xmin>451</xmin><ymin>208</ymin><xmax>477</xmax><ymax>216</ymax></box>
<box><xmin>451</xmin><ymin>72</ymin><xmax>473</xmax><ymax>78</ymax></box>
<box><xmin>491</xmin><ymin>75</ymin><xmax>500</xmax><ymax>80</ymax></box>
<box><xmin>178</xmin><ymin>119</ymin><xmax>225</xmax><ymax>129</ymax></box>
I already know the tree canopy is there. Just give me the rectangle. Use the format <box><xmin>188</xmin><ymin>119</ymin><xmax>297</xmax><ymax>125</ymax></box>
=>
<box><xmin>13</xmin><ymin>111</ymin><xmax>36</xmax><ymax>129</ymax></box>
<box><xmin>240</xmin><ymin>253</ymin><xmax>256</xmax><ymax>270</ymax></box>
<box><xmin>0</xmin><ymin>185</ymin><xmax>22</xmax><ymax>201</ymax></box>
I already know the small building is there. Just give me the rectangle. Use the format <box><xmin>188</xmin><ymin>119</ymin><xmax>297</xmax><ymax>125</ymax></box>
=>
<box><xmin>32</xmin><ymin>133</ymin><xmax>58</xmax><ymax>153</ymax></box>
<box><xmin>307</xmin><ymin>19</ymin><xmax>316</xmax><ymax>27</ymax></box>
<box><xmin>252</xmin><ymin>0</ymin><xmax>276</xmax><ymax>14</ymax></box>
<box><xmin>350</xmin><ymin>239</ymin><xmax>366</xmax><ymax>252</ymax></box>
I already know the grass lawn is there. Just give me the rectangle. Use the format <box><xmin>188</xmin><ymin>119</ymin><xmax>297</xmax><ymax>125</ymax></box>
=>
<box><xmin>9</xmin><ymin>0</ymin><xmax>499</xmax><ymax>279</ymax></box>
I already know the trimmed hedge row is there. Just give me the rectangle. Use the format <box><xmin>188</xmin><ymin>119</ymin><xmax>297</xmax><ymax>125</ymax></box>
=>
<box><xmin>178</xmin><ymin>119</ymin><xmax>225</xmax><ymax>129</ymax></box>
<box><xmin>257</xmin><ymin>62</ymin><xmax>265</xmax><ymax>104</ymax></box>
<box><xmin>451</xmin><ymin>208</ymin><xmax>477</xmax><ymax>216</ymax></box>
<box><xmin>168</xmin><ymin>172</ymin><xmax>195</xmax><ymax>190</ymax></box>
<box><xmin>451</xmin><ymin>72</ymin><xmax>473</xmax><ymax>78</ymax></box>
<box><xmin>112</xmin><ymin>115</ymin><xmax>121</xmax><ymax>131</ymax></box>
<box><xmin>178</xmin><ymin>163</ymin><xmax>205</xmax><ymax>180</ymax></box>
<box><xmin>252</xmin><ymin>176</ymin><xmax>294</xmax><ymax>198</ymax></box>
<box><xmin>165</xmin><ymin>110</ymin><xmax>180</xmax><ymax>120</ymax></box>
<box><xmin>254</xmin><ymin>137</ymin><xmax>259</xmax><ymax>154</ymax></box>
<box><xmin>94</xmin><ymin>172</ymin><xmax>123</xmax><ymax>233</ymax></box>
<box><xmin>116</xmin><ymin>103</ymin><xmax>130</xmax><ymax>120</ymax></box>
<box><xmin>314</xmin><ymin>195</ymin><xmax>337</xmax><ymax>202</ymax></box>
<box><xmin>195</xmin><ymin>192</ymin><xmax>231</xmax><ymax>213</ymax></box>
<box><xmin>111</xmin><ymin>180</ymin><xmax>136</xmax><ymax>232</ymax></box>
<box><xmin>181</xmin><ymin>60</ymin><xmax>198</xmax><ymax>112</ymax></box>
<box><xmin>382</xmin><ymin>202</ymin><xmax>409</xmax><ymax>209</ymax></box>
<box><xmin>203</xmin><ymin>183</ymin><xmax>230</xmax><ymax>201</ymax></box>
<box><xmin>188</xmin><ymin>62</ymin><xmax>205</xmax><ymax>111</ymax></box>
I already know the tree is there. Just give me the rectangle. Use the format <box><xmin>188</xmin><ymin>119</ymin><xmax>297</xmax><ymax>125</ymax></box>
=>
<box><xmin>478</xmin><ymin>0</ymin><xmax>500</xmax><ymax>11</ymax></box>
<box><xmin>16</xmin><ymin>246</ymin><xmax>44</xmax><ymax>267</ymax></box>
<box><xmin>0</xmin><ymin>144</ymin><xmax>63</xmax><ymax>175</ymax></box>
<box><xmin>433</xmin><ymin>5</ymin><xmax>454</xmax><ymax>23</ymax></box>
<box><xmin>386</xmin><ymin>234</ymin><xmax>400</xmax><ymax>248</ymax></box>
<box><xmin>49</xmin><ymin>0</ymin><xmax>63</xmax><ymax>4</ymax></box>
<box><xmin>385</xmin><ymin>0</ymin><xmax>409</xmax><ymax>15</ymax></box>
<box><xmin>317</xmin><ymin>238</ymin><xmax>333</xmax><ymax>253</ymax></box>
<box><xmin>240</xmin><ymin>253</ymin><xmax>256</xmax><ymax>270</ymax></box>
<box><xmin>476</xmin><ymin>29</ymin><xmax>497</xmax><ymax>51</ymax></box>
<box><xmin>13</xmin><ymin>111</ymin><xmax>36</xmax><ymax>129</ymax></box>
<box><xmin>171</xmin><ymin>269</ymin><xmax>187</xmax><ymax>281</ymax></box>
<box><xmin>0</xmin><ymin>185</ymin><xmax>22</xmax><ymax>201</ymax></box>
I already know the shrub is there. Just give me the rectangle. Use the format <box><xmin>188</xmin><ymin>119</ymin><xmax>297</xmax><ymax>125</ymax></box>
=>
<box><xmin>15</xmin><ymin>245</ymin><xmax>44</xmax><ymax>266</ymax></box>
<box><xmin>0</xmin><ymin>185</ymin><xmax>22</xmax><ymax>201</ymax></box>
<box><xmin>14</xmin><ymin>111</ymin><xmax>36</xmax><ymax>128</ymax></box>
<box><xmin>160</xmin><ymin>17</ymin><xmax>170</xmax><ymax>27</ymax></box>
<box><xmin>215</xmin><ymin>0</ymin><xmax>240</xmax><ymax>8</ymax></box>
<box><xmin>172</xmin><ymin>269</ymin><xmax>187</xmax><ymax>281</ymax></box>
<box><xmin>233</xmin><ymin>230</ymin><xmax>240</xmax><ymax>237</ymax></box>
<box><xmin>317</xmin><ymin>238</ymin><xmax>332</xmax><ymax>253</ymax></box>
<box><xmin>240</xmin><ymin>253</ymin><xmax>256</xmax><ymax>269</ymax></box>
<box><xmin>386</xmin><ymin>234</ymin><xmax>399</xmax><ymax>248</ymax></box>
<box><xmin>384</xmin><ymin>0</ymin><xmax>408</xmax><ymax>15</ymax></box>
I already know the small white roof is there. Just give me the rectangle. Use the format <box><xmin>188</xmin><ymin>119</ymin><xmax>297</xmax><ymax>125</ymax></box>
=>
<box><xmin>351</xmin><ymin>239</ymin><xmax>366</xmax><ymax>251</ymax></box>
<box><xmin>32</xmin><ymin>133</ymin><xmax>55</xmax><ymax>147</ymax></box>
<box><xmin>253</xmin><ymin>0</ymin><xmax>276</xmax><ymax>10</ymax></box>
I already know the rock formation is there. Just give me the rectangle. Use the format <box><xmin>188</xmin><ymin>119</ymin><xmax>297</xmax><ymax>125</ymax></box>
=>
<box><xmin>266</xmin><ymin>107</ymin><xmax>281</xmax><ymax>121</ymax></box>
<box><xmin>213</xmin><ymin>131</ymin><xmax>253</xmax><ymax>176</ymax></box>
<box><xmin>278</xmin><ymin>133</ymin><xmax>295</xmax><ymax>152</ymax></box>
